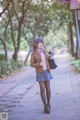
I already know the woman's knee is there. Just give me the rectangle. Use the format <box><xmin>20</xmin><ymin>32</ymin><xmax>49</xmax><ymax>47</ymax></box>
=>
<box><xmin>40</xmin><ymin>87</ymin><xmax>45</xmax><ymax>93</ymax></box>
<box><xmin>45</xmin><ymin>81</ymin><xmax>51</xmax><ymax>90</ymax></box>
<box><xmin>39</xmin><ymin>82</ymin><xmax>46</xmax><ymax>93</ymax></box>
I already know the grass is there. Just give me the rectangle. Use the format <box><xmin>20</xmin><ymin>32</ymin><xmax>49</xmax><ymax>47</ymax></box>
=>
<box><xmin>71</xmin><ymin>59</ymin><xmax>80</xmax><ymax>72</ymax></box>
<box><xmin>0</xmin><ymin>60</ymin><xmax>23</xmax><ymax>78</ymax></box>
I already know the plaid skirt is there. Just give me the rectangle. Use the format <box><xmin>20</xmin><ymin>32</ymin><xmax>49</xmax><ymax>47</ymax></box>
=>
<box><xmin>36</xmin><ymin>69</ymin><xmax>53</xmax><ymax>82</ymax></box>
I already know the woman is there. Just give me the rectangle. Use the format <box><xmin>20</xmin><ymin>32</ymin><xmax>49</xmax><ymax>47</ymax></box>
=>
<box><xmin>31</xmin><ymin>37</ymin><xmax>53</xmax><ymax>114</ymax></box>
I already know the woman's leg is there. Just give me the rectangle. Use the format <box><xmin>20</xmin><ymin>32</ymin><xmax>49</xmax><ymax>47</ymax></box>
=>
<box><xmin>39</xmin><ymin>81</ymin><xmax>47</xmax><ymax>107</ymax></box>
<box><xmin>45</xmin><ymin>81</ymin><xmax>51</xmax><ymax>107</ymax></box>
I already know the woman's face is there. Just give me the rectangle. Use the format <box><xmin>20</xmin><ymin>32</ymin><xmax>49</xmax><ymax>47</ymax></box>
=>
<box><xmin>37</xmin><ymin>42</ymin><xmax>44</xmax><ymax>49</ymax></box>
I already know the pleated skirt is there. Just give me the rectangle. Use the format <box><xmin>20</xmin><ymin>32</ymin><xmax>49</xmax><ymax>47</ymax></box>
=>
<box><xmin>36</xmin><ymin>69</ymin><xmax>53</xmax><ymax>82</ymax></box>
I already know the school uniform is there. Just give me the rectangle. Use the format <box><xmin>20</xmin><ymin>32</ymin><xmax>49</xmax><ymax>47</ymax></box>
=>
<box><xmin>31</xmin><ymin>49</ymin><xmax>53</xmax><ymax>82</ymax></box>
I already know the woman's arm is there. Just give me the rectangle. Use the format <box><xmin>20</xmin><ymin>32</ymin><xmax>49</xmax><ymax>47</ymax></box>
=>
<box><xmin>30</xmin><ymin>53</ymin><xmax>41</xmax><ymax>68</ymax></box>
<box><xmin>46</xmin><ymin>52</ymin><xmax>51</xmax><ymax>59</ymax></box>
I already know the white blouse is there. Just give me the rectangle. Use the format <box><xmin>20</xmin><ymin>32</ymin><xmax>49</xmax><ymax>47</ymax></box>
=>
<box><xmin>40</xmin><ymin>51</ymin><xmax>47</xmax><ymax>70</ymax></box>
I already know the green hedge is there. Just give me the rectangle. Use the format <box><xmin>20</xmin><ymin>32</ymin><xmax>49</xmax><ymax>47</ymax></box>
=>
<box><xmin>0</xmin><ymin>54</ymin><xmax>5</xmax><ymax>61</ymax></box>
<box><xmin>0</xmin><ymin>60</ymin><xmax>23</xmax><ymax>78</ymax></box>
<box><xmin>71</xmin><ymin>60</ymin><xmax>80</xmax><ymax>72</ymax></box>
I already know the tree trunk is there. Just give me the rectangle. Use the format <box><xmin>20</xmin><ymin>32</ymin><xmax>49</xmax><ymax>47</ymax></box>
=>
<box><xmin>24</xmin><ymin>49</ymin><xmax>31</xmax><ymax>64</ymax></box>
<box><xmin>69</xmin><ymin>22</ymin><xmax>74</xmax><ymax>57</ymax></box>
<box><xmin>72</xmin><ymin>10</ymin><xmax>78</xmax><ymax>59</ymax></box>
<box><xmin>12</xmin><ymin>47</ymin><xmax>18</xmax><ymax>61</ymax></box>
<box><xmin>78</xmin><ymin>12</ymin><xmax>80</xmax><ymax>59</ymax></box>
<box><xmin>67</xmin><ymin>26</ymin><xmax>70</xmax><ymax>53</ymax></box>
<box><xmin>0</xmin><ymin>38</ymin><xmax>8</xmax><ymax>61</ymax></box>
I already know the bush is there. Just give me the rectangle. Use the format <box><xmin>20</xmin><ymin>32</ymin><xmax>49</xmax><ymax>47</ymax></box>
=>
<box><xmin>0</xmin><ymin>54</ymin><xmax>5</xmax><ymax>61</ymax></box>
<box><xmin>0</xmin><ymin>60</ymin><xmax>23</xmax><ymax>78</ymax></box>
<box><xmin>71</xmin><ymin>60</ymin><xmax>80</xmax><ymax>72</ymax></box>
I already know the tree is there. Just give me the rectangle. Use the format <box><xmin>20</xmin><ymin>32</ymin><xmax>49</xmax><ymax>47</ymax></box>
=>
<box><xmin>0</xmin><ymin>0</ymin><xmax>72</xmax><ymax>62</ymax></box>
<box><xmin>0</xmin><ymin>37</ymin><xmax>8</xmax><ymax>61</ymax></box>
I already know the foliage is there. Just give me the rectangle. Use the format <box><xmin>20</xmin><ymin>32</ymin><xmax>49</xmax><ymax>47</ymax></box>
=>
<box><xmin>0</xmin><ymin>0</ymin><xmax>72</xmax><ymax>61</ymax></box>
<box><xmin>0</xmin><ymin>60</ymin><xmax>23</xmax><ymax>78</ymax></box>
<box><xmin>0</xmin><ymin>54</ymin><xmax>5</xmax><ymax>61</ymax></box>
<box><xmin>44</xmin><ymin>25</ymin><xmax>68</xmax><ymax>49</ymax></box>
<box><xmin>71</xmin><ymin>60</ymin><xmax>80</xmax><ymax>72</ymax></box>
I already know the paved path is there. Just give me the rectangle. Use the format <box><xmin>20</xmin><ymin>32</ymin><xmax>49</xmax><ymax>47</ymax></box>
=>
<box><xmin>0</xmin><ymin>54</ymin><xmax>80</xmax><ymax>120</ymax></box>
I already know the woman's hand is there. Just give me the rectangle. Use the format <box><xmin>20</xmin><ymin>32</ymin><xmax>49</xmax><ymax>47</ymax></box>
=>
<box><xmin>40</xmin><ymin>62</ymin><xmax>43</xmax><ymax>66</ymax></box>
<box><xmin>46</xmin><ymin>52</ymin><xmax>51</xmax><ymax>59</ymax></box>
